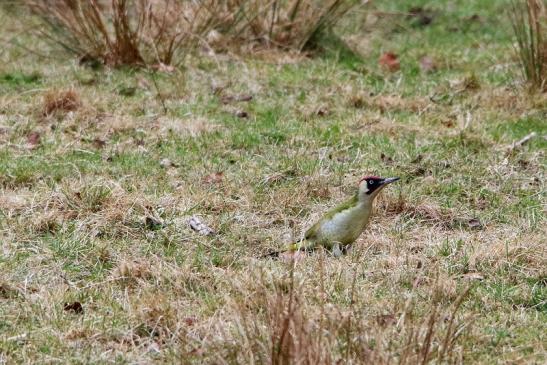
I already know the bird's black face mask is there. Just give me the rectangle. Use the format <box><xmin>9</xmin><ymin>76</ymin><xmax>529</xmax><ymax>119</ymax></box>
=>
<box><xmin>364</xmin><ymin>176</ymin><xmax>400</xmax><ymax>195</ymax></box>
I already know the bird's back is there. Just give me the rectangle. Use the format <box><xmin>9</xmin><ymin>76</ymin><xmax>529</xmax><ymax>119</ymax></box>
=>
<box><xmin>305</xmin><ymin>195</ymin><xmax>371</xmax><ymax>249</ymax></box>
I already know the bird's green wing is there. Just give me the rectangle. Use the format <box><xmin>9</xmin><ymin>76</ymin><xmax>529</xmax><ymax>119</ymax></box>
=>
<box><xmin>304</xmin><ymin>193</ymin><xmax>359</xmax><ymax>240</ymax></box>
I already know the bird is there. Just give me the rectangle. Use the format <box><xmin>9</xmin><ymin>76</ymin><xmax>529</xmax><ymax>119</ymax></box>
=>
<box><xmin>264</xmin><ymin>175</ymin><xmax>400</xmax><ymax>258</ymax></box>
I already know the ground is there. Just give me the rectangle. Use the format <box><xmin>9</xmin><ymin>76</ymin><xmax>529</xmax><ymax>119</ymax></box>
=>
<box><xmin>0</xmin><ymin>0</ymin><xmax>545</xmax><ymax>364</ymax></box>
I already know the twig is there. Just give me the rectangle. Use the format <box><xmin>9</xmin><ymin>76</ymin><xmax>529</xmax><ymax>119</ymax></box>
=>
<box><xmin>438</xmin><ymin>286</ymin><xmax>471</xmax><ymax>362</ymax></box>
<box><xmin>507</xmin><ymin>131</ymin><xmax>537</xmax><ymax>151</ymax></box>
<box><xmin>148</xmin><ymin>69</ymin><xmax>168</xmax><ymax>114</ymax></box>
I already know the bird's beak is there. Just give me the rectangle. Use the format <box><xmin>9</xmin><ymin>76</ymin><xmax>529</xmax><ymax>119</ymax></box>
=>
<box><xmin>381</xmin><ymin>177</ymin><xmax>400</xmax><ymax>185</ymax></box>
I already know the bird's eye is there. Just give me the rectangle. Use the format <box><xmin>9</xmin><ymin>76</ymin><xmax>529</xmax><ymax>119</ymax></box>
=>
<box><xmin>368</xmin><ymin>180</ymin><xmax>373</xmax><ymax>184</ymax></box>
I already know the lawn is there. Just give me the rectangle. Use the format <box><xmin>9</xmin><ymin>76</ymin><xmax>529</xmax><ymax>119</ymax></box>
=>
<box><xmin>0</xmin><ymin>0</ymin><xmax>545</xmax><ymax>363</ymax></box>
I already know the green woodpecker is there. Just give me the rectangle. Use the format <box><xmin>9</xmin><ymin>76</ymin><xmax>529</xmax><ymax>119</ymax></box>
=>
<box><xmin>265</xmin><ymin>176</ymin><xmax>400</xmax><ymax>258</ymax></box>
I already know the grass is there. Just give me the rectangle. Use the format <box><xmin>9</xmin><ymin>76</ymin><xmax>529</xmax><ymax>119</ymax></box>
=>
<box><xmin>0</xmin><ymin>0</ymin><xmax>546</xmax><ymax>363</ymax></box>
<box><xmin>509</xmin><ymin>0</ymin><xmax>546</xmax><ymax>91</ymax></box>
<box><xmin>23</xmin><ymin>0</ymin><xmax>223</xmax><ymax>67</ymax></box>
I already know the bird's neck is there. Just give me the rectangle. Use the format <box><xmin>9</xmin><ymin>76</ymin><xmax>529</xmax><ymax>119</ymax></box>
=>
<box><xmin>357</xmin><ymin>192</ymin><xmax>375</xmax><ymax>208</ymax></box>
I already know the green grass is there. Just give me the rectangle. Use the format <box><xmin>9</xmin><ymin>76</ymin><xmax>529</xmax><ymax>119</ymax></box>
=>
<box><xmin>0</xmin><ymin>0</ymin><xmax>546</xmax><ymax>364</ymax></box>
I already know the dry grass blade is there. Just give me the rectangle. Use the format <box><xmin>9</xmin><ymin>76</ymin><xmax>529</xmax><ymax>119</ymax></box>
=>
<box><xmin>509</xmin><ymin>0</ymin><xmax>547</xmax><ymax>91</ymax></box>
<box><xmin>438</xmin><ymin>286</ymin><xmax>472</xmax><ymax>362</ymax></box>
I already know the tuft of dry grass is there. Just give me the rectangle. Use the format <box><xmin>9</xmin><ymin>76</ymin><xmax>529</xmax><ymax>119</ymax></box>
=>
<box><xmin>42</xmin><ymin>89</ymin><xmax>81</xmax><ymax>116</ymax></box>
<box><xmin>219</xmin><ymin>0</ymin><xmax>360</xmax><ymax>52</ymax></box>
<box><xmin>510</xmin><ymin>0</ymin><xmax>547</xmax><ymax>91</ymax></box>
<box><xmin>213</xmin><ymin>261</ymin><xmax>474</xmax><ymax>364</ymax></box>
<box><xmin>25</xmin><ymin>0</ymin><xmax>224</xmax><ymax>67</ymax></box>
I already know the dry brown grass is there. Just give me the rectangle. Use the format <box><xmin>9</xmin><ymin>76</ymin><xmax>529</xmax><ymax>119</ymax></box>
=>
<box><xmin>218</xmin><ymin>0</ymin><xmax>360</xmax><ymax>52</ymax></box>
<box><xmin>0</xmin><ymin>1</ymin><xmax>545</xmax><ymax>362</ymax></box>
<box><xmin>202</xmin><ymin>257</ymin><xmax>474</xmax><ymax>364</ymax></box>
<box><xmin>43</xmin><ymin>89</ymin><xmax>81</xmax><ymax>116</ymax></box>
<box><xmin>25</xmin><ymin>0</ymin><xmax>224</xmax><ymax>66</ymax></box>
<box><xmin>510</xmin><ymin>0</ymin><xmax>547</xmax><ymax>91</ymax></box>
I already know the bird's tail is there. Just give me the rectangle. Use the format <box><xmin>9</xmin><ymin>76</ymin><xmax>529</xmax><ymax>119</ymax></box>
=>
<box><xmin>261</xmin><ymin>242</ymin><xmax>298</xmax><ymax>258</ymax></box>
<box><xmin>261</xmin><ymin>241</ymin><xmax>315</xmax><ymax>259</ymax></box>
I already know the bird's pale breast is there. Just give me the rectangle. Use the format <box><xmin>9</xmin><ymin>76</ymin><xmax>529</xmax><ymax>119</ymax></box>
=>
<box><xmin>315</xmin><ymin>204</ymin><xmax>371</xmax><ymax>247</ymax></box>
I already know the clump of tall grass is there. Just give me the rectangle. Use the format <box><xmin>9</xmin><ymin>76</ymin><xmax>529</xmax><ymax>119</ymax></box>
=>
<box><xmin>24</xmin><ymin>0</ymin><xmax>223</xmax><ymax>67</ymax></box>
<box><xmin>510</xmin><ymin>0</ymin><xmax>546</xmax><ymax>91</ymax></box>
<box><xmin>23</xmin><ymin>1</ymin><xmax>360</xmax><ymax>66</ymax></box>
<box><xmin>223</xmin><ymin>262</ymin><xmax>472</xmax><ymax>364</ymax></box>
<box><xmin>220</xmin><ymin>0</ymin><xmax>360</xmax><ymax>52</ymax></box>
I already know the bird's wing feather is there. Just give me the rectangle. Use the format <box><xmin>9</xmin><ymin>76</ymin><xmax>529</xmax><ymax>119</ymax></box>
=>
<box><xmin>304</xmin><ymin>193</ymin><xmax>359</xmax><ymax>240</ymax></box>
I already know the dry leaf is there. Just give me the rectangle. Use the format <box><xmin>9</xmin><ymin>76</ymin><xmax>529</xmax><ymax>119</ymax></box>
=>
<box><xmin>92</xmin><ymin>138</ymin><xmax>106</xmax><ymax>149</ymax></box>
<box><xmin>26</xmin><ymin>131</ymin><xmax>41</xmax><ymax>148</ymax></box>
<box><xmin>184</xmin><ymin>317</ymin><xmax>197</xmax><ymax>326</ymax></box>
<box><xmin>203</xmin><ymin>172</ymin><xmax>224</xmax><ymax>184</ymax></box>
<box><xmin>379</xmin><ymin>52</ymin><xmax>400</xmax><ymax>72</ymax></box>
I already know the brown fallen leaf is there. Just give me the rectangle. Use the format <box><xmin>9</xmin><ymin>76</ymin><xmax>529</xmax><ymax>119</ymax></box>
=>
<box><xmin>184</xmin><ymin>317</ymin><xmax>197</xmax><ymax>326</ymax></box>
<box><xmin>379</xmin><ymin>52</ymin><xmax>400</xmax><ymax>72</ymax></box>
<box><xmin>26</xmin><ymin>131</ymin><xmax>41</xmax><ymax>148</ymax></box>
<box><xmin>92</xmin><ymin>138</ymin><xmax>106</xmax><ymax>149</ymax></box>
<box><xmin>203</xmin><ymin>172</ymin><xmax>224</xmax><ymax>184</ymax></box>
